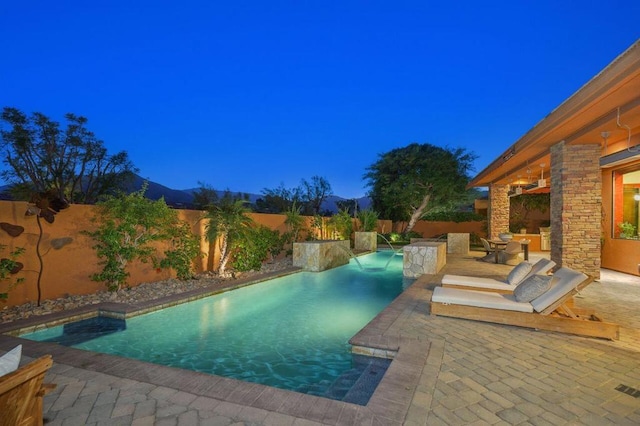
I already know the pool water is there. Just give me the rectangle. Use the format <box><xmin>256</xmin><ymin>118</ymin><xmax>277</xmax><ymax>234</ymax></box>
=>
<box><xmin>22</xmin><ymin>251</ymin><xmax>409</xmax><ymax>402</ymax></box>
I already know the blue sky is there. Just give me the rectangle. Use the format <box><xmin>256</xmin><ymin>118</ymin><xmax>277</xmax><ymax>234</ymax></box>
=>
<box><xmin>1</xmin><ymin>1</ymin><xmax>639</xmax><ymax>199</ymax></box>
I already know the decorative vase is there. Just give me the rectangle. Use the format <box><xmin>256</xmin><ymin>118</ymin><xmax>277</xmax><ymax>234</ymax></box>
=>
<box><xmin>498</xmin><ymin>233</ymin><xmax>513</xmax><ymax>242</ymax></box>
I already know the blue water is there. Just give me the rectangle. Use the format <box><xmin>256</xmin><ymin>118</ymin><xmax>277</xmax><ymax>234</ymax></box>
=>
<box><xmin>22</xmin><ymin>251</ymin><xmax>408</xmax><ymax>398</ymax></box>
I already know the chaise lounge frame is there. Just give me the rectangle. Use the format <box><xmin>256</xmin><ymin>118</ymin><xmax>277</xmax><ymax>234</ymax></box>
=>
<box><xmin>432</xmin><ymin>273</ymin><xmax>620</xmax><ymax>340</ymax></box>
<box><xmin>0</xmin><ymin>355</ymin><xmax>55</xmax><ymax>426</ymax></box>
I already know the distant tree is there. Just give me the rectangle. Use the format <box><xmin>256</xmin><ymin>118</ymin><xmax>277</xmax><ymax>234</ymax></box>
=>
<box><xmin>191</xmin><ymin>181</ymin><xmax>219</xmax><ymax>210</ymax></box>
<box><xmin>364</xmin><ymin>143</ymin><xmax>476</xmax><ymax>233</ymax></box>
<box><xmin>300</xmin><ymin>175</ymin><xmax>332</xmax><ymax>216</ymax></box>
<box><xmin>0</xmin><ymin>107</ymin><xmax>137</xmax><ymax>203</ymax></box>
<box><xmin>335</xmin><ymin>199</ymin><xmax>359</xmax><ymax>216</ymax></box>
<box><xmin>255</xmin><ymin>183</ymin><xmax>302</xmax><ymax>213</ymax></box>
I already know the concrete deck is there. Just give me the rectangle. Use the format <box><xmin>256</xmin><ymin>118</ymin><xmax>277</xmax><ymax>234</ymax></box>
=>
<box><xmin>1</xmin><ymin>251</ymin><xmax>639</xmax><ymax>425</ymax></box>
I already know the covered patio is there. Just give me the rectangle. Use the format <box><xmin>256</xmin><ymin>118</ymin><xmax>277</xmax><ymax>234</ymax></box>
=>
<box><xmin>469</xmin><ymin>39</ymin><xmax>640</xmax><ymax>278</ymax></box>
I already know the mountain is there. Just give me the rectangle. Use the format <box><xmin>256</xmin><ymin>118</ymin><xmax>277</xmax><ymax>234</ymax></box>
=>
<box><xmin>0</xmin><ymin>175</ymin><xmax>370</xmax><ymax>213</ymax></box>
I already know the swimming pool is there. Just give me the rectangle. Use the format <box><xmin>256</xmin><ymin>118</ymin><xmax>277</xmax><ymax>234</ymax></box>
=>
<box><xmin>21</xmin><ymin>251</ymin><xmax>409</xmax><ymax>401</ymax></box>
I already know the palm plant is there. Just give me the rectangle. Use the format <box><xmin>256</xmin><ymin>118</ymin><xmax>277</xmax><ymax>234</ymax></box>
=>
<box><xmin>205</xmin><ymin>199</ymin><xmax>254</xmax><ymax>276</ymax></box>
<box><xmin>284</xmin><ymin>202</ymin><xmax>304</xmax><ymax>243</ymax></box>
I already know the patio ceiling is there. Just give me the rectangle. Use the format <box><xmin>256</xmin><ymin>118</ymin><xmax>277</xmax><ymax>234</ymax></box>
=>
<box><xmin>469</xmin><ymin>39</ymin><xmax>640</xmax><ymax>188</ymax></box>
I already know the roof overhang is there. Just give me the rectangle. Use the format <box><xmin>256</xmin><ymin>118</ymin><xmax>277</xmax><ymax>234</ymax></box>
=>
<box><xmin>469</xmin><ymin>39</ymin><xmax>640</xmax><ymax>189</ymax></box>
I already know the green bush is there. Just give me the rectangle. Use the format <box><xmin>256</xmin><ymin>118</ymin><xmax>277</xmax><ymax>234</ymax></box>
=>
<box><xmin>232</xmin><ymin>226</ymin><xmax>283</xmax><ymax>272</ymax></box>
<box><xmin>0</xmin><ymin>245</ymin><xmax>25</xmax><ymax>302</ymax></box>
<box><xmin>422</xmin><ymin>211</ymin><xmax>484</xmax><ymax>222</ymax></box>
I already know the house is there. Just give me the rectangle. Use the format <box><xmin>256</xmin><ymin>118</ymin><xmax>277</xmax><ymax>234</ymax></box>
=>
<box><xmin>468</xmin><ymin>39</ymin><xmax>640</xmax><ymax>278</ymax></box>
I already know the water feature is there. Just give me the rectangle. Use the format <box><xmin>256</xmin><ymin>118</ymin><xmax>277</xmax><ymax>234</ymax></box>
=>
<box><xmin>20</xmin><ymin>251</ymin><xmax>408</xmax><ymax>404</ymax></box>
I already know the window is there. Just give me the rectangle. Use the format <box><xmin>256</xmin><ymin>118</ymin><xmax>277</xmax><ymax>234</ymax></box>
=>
<box><xmin>613</xmin><ymin>167</ymin><xmax>640</xmax><ymax>239</ymax></box>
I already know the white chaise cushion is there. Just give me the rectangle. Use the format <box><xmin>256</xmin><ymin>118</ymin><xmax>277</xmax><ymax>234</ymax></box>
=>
<box><xmin>432</xmin><ymin>287</ymin><xmax>534</xmax><ymax>313</ymax></box>
<box><xmin>441</xmin><ymin>274</ymin><xmax>514</xmax><ymax>290</ymax></box>
<box><xmin>506</xmin><ymin>261</ymin><xmax>532</xmax><ymax>284</ymax></box>
<box><xmin>0</xmin><ymin>344</ymin><xmax>22</xmax><ymax>377</ymax></box>
<box><xmin>530</xmin><ymin>267</ymin><xmax>588</xmax><ymax>313</ymax></box>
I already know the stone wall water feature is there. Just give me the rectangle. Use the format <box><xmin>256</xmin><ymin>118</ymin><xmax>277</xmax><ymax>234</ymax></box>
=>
<box><xmin>293</xmin><ymin>240</ymin><xmax>352</xmax><ymax>272</ymax></box>
<box><xmin>402</xmin><ymin>241</ymin><xmax>446</xmax><ymax>277</ymax></box>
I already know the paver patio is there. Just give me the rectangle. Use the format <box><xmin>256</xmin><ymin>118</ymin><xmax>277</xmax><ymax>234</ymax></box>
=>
<box><xmin>1</xmin><ymin>250</ymin><xmax>639</xmax><ymax>425</ymax></box>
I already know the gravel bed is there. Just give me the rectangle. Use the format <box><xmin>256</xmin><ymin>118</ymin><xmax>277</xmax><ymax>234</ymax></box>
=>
<box><xmin>1</xmin><ymin>257</ymin><xmax>294</xmax><ymax>323</ymax></box>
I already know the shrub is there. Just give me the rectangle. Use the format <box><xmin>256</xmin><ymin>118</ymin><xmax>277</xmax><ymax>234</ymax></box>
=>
<box><xmin>232</xmin><ymin>226</ymin><xmax>283</xmax><ymax>272</ymax></box>
<box><xmin>357</xmin><ymin>209</ymin><xmax>379</xmax><ymax>232</ymax></box>
<box><xmin>422</xmin><ymin>211</ymin><xmax>484</xmax><ymax>222</ymax></box>
<box><xmin>0</xmin><ymin>245</ymin><xmax>25</xmax><ymax>302</ymax></box>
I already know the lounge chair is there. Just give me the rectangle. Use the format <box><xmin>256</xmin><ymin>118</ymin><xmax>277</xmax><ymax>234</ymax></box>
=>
<box><xmin>0</xmin><ymin>353</ymin><xmax>55</xmax><ymax>425</ymax></box>
<box><xmin>442</xmin><ymin>258</ymin><xmax>556</xmax><ymax>293</ymax></box>
<box><xmin>431</xmin><ymin>267</ymin><xmax>620</xmax><ymax>340</ymax></box>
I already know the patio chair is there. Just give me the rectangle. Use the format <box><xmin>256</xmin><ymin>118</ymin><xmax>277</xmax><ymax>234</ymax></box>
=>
<box><xmin>497</xmin><ymin>240</ymin><xmax>522</xmax><ymax>265</ymax></box>
<box><xmin>480</xmin><ymin>238</ymin><xmax>496</xmax><ymax>255</ymax></box>
<box><xmin>441</xmin><ymin>258</ymin><xmax>556</xmax><ymax>293</ymax></box>
<box><xmin>431</xmin><ymin>267</ymin><xmax>620</xmax><ymax>340</ymax></box>
<box><xmin>0</xmin><ymin>353</ymin><xmax>55</xmax><ymax>426</ymax></box>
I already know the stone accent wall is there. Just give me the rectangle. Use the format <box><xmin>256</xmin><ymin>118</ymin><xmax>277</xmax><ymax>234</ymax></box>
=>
<box><xmin>550</xmin><ymin>141</ymin><xmax>602</xmax><ymax>279</ymax></box>
<box><xmin>447</xmin><ymin>233</ymin><xmax>469</xmax><ymax>254</ymax></box>
<box><xmin>292</xmin><ymin>240</ymin><xmax>351</xmax><ymax>272</ymax></box>
<box><xmin>402</xmin><ymin>241</ymin><xmax>447</xmax><ymax>277</ymax></box>
<box><xmin>489</xmin><ymin>184</ymin><xmax>510</xmax><ymax>239</ymax></box>
<box><xmin>354</xmin><ymin>232</ymin><xmax>377</xmax><ymax>252</ymax></box>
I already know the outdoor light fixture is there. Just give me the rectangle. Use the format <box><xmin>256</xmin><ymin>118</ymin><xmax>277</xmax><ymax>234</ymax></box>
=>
<box><xmin>634</xmin><ymin>194</ymin><xmax>640</xmax><ymax>202</ymax></box>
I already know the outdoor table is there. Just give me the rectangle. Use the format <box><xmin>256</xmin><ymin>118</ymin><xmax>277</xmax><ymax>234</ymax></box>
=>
<box><xmin>487</xmin><ymin>239</ymin><xmax>509</xmax><ymax>263</ymax></box>
<box><xmin>488</xmin><ymin>239</ymin><xmax>530</xmax><ymax>263</ymax></box>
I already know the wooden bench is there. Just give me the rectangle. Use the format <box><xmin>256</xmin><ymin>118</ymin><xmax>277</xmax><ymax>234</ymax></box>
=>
<box><xmin>0</xmin><ymin>355</ymin><xmax>55</xmax><ymax>426</ymax></box>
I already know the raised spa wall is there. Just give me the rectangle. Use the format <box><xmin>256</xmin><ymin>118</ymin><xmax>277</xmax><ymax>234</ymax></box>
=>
<box><xmin>292</xmin><ymin>240</ymin><xmax>352</xmax><ymax>272</ymax></box>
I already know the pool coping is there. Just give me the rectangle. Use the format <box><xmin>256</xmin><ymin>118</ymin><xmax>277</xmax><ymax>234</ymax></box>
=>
<box><xmin>0</xmin><ymin>265</ymin><xmax>435</xmax><ymax>425</ymax></box>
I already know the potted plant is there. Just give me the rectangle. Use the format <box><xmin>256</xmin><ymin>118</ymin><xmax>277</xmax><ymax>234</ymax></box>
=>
<box><xmin>618</xmin><ymin>222</ymin><xmax>637</xmax><ymax>239</ymax></box>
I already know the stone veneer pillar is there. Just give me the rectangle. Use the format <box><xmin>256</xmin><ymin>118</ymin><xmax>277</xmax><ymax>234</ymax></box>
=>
<box><xmin>488</xmin><ymin>184</ymin><xmax>510</xmax><ymax>240</ymax></box>
<box><xmin>550</xmin><ymin>141</ymin><xmax>601</xmax><ymax>279</ymax></box>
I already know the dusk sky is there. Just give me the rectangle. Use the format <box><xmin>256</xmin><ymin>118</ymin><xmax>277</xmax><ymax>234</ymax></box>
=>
<box><xmin>2</xmin><ymin>1</ymin><xmax>639</xmax><ymax>199</ymax></box>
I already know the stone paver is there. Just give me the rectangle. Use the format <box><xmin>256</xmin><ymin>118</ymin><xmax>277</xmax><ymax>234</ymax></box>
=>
<box><xmin>1</xmin><ymin>251</ymin><xmax>639</xmax><ymax>425</ymax></box>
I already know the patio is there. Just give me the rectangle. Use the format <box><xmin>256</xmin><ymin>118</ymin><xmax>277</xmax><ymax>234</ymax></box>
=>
<box><xmin>2</xmin><ymin>251</ymin><xmax>639</xmax><ymax>425</ymax></box>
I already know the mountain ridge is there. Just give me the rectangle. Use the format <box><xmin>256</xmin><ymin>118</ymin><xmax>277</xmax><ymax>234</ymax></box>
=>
<box><xmin>0</xmin><ymin>175</ymin><xmax>371</xmax><ymax>214</ymax></box>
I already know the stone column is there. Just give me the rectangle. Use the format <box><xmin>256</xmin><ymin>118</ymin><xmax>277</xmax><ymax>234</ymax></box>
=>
<box><xmin>550</xmin><ymin>141</ymin><xmax>601</xmax><ymax>279</ymax></box>
<box><xmin>488</xmin><ymin>184</ymin><xmax>510</xmax><ymax>240</ymax></box>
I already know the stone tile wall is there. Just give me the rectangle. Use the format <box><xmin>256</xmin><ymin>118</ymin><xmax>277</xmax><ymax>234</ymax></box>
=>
<box><xmin>550</xmin><ymin>142</ymin><xmax>602</xmax><ymax>279</ymax></box>
<box><xmin>489</xmin><ymin>184</ymin><xmax>510</xmax><ymax>239</ymax></box>
<box><xmin>402</xmin><ymin>242</ymin><xmax>446</xmax><ymax>277</ymax></box>
<box><xmin>292</xmin><ymin>240</ymin><xmax>351</xmax><ymax>272</ymax></box>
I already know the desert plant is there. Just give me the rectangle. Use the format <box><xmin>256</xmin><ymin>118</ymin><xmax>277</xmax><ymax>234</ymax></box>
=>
<box><xmin>0</xmin><ymin>245</ymin><xmax>25</xmax><ymax>301</ymax></box>
<box><xmin>205</xmin><ymin>198</ymin><xmax>254</xmax><ymax>276</ymax></box>
<box><xmin>331</xmin><ymin>209</ymin><xmax>353</xmax><ymax>241</ymax></box>
<box><xmin>357</xmin><ymin>209</ymin><xmax>379</xmax><ymax>232</ymax></box>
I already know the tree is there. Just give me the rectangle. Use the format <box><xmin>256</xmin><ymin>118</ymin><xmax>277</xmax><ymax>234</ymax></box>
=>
<box><xmin>300</xmin><ymin>175</ymin><xmax>332</xmax><ymax>215</ymax></box>
<box><xmin>87</xmin><ymin>186</ymin><xmax>200</xmax><ymax>292</ymax></box>
<box><xmin>255</xmin><ymin>183</ymin><xmax>302</xmax><ymax>213</ymax></box>
<box><xmin>205</xmin><ymin>198</ymin><xmax>254</xmax><ymax>276</ymax></box>
<box><xmin>191</xmin><ymin>181</ymin><xmax>219</xmax><ymax>210</ymax></box>
<box><xmin>364</xmin><ymin>143</ymin><xmax>476</xmax><ymax>233</ymax></box>
<box><xmin>0</xmin><ymin>107</ymin><xmax>137</xmax><ymax>203</ymax></box>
